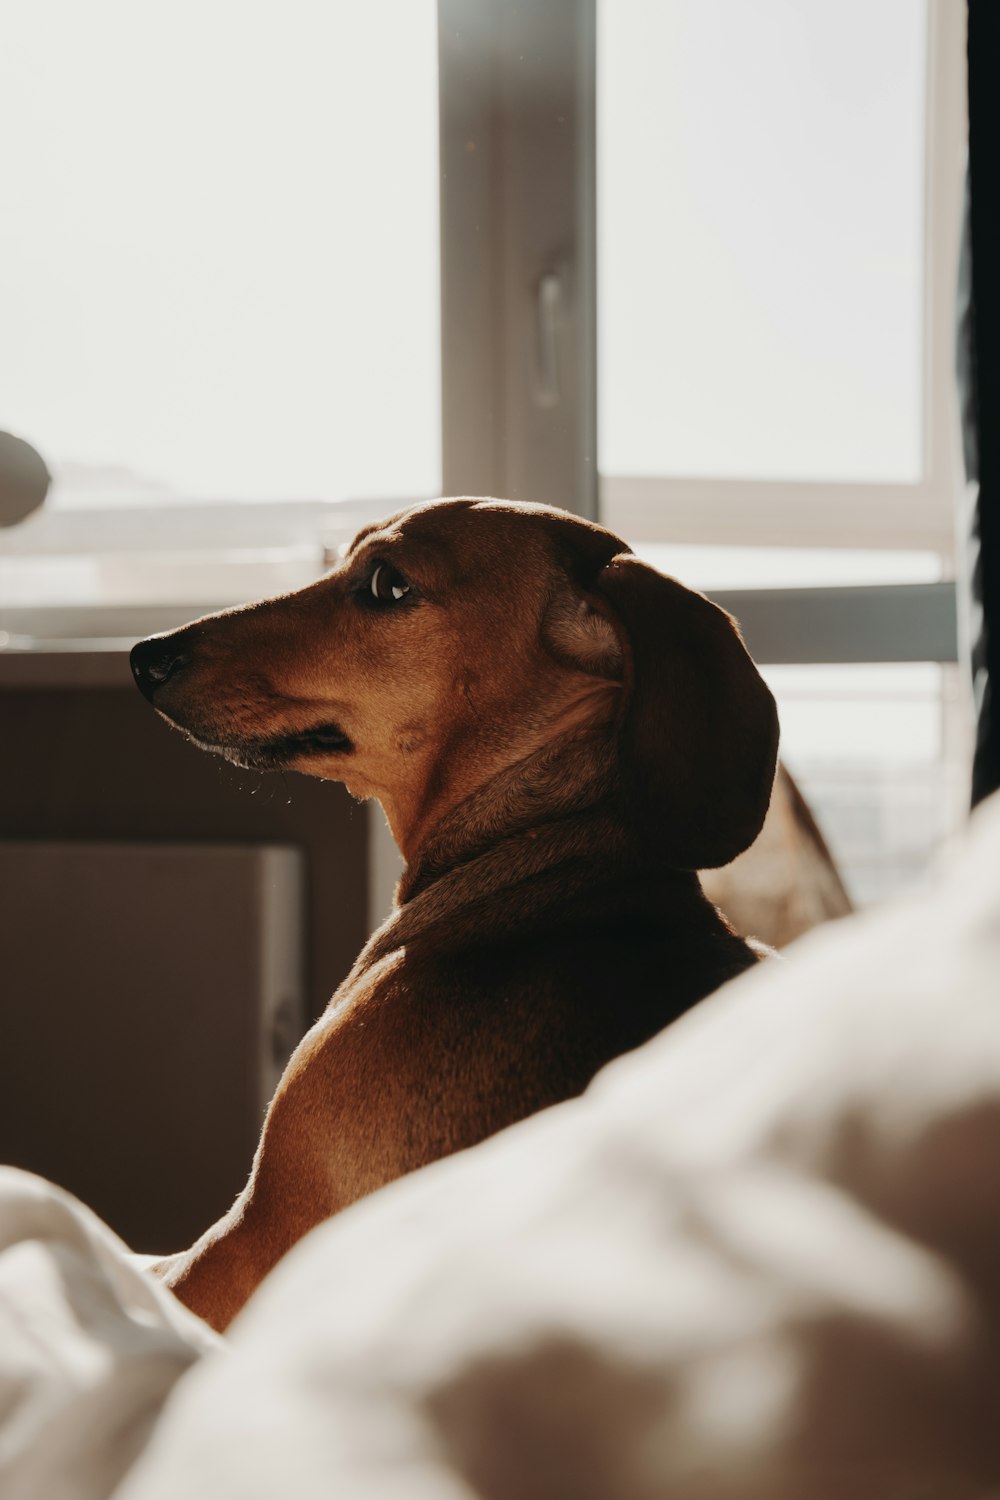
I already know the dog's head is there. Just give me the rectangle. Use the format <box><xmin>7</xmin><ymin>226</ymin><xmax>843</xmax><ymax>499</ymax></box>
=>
<box><xmin>131</xmin><ymin>498</ymin><xmax>778</xmax><ymax>868</ymax></box>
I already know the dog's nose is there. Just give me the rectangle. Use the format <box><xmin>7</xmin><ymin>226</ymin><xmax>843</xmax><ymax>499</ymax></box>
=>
<box><xmin>130</xmin><ymin>629</ymin><xmax>196</xmax><ymax>700</ymax></box>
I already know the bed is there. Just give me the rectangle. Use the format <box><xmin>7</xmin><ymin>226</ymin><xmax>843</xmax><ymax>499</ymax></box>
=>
<box><xmin>3</xmin><ymin>793</ymin><xmax>1000</xmax><ymax>1499</ymax></box>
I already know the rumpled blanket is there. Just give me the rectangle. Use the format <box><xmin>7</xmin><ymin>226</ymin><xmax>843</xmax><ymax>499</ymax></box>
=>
<box><xmin>0</xmin><ymin>1171</ymin><xmax>219</xmax><ymax>1500</ymax></box>
<box><xmin>5</xmin><ymin>796</ymin><xmax>1000</xmax><ymax>1499</ymax></box>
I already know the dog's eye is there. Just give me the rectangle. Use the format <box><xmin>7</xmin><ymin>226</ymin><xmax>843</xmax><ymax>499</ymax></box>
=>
<box><xmin>369</xmin><ymin>564</ymin><xmax>411</xmax><ymax>603</ymax></box>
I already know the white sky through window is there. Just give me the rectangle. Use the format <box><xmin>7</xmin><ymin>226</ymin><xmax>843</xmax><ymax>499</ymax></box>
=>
<box><xmin>0</xmin><ymin>1</ymin><xmax>440</xmax><ymax>506</ymax></box>
<box><xmin>599</xmin><ymin>0</ymin><xmax>928</xmax><ymax>483</ymax></box>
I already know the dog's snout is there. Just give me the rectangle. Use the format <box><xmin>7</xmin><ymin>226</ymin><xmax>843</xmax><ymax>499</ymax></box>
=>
<box><xmin>130</xmin><ymin>630</ymin><xmax>196</xmax><ymax>700</ymax></box>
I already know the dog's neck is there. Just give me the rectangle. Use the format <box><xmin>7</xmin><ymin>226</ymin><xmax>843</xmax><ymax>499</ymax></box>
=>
<box><xmin>378</xmin><ymin>674</ymin><xmax>621</xmax><ymax>876</ymax></box>
<box><xmin>393</xmin><ymin>721</ymin><xmax>621</xmax><ymax>906</ymax></box>
<box><xmin>344</xmin><ymin>722</ymin><xmax>712</xmax><ymax>991</ymax></box>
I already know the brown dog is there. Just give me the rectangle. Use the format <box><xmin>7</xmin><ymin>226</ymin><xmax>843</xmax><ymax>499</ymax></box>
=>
<box><xmin>130</xmin><ymin>498</ymin><xmax>779</xmax><ymax>1330</ymax></box>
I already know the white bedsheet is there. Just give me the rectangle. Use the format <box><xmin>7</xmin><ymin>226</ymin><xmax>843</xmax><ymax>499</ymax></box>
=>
<box><xmin>4</xmin><ymin>795</ymin><xmax>1000</xmax><ymax>1498</ymax></box>
<box><xmin>0</xmin><ymin>1171</ymin><xmax>219</xmax><ymax>1500</ymax></box>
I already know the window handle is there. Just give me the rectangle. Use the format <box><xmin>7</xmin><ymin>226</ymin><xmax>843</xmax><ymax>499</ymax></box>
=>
<box><xmin>535</xmin><ymin>270</ymin><xmax>562</xmax><ymax>408</ymax></box>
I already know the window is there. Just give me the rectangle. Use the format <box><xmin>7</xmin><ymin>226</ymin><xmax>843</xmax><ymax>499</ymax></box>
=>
<box><xmin>597</xmin><ymin>0</ymin><xmax>965</xmax><ymax>565</ymax></box>
<box><xmin>599</xmin><ymin>0</ymin><xmax>927</xmax><ymax>486</ymax></box>
<box><xmin>761</xmin><ymin>662</ymin><xmax>969</xmax><ymax>906</ymax></box>
<box><xmin>593</xmin><ymin>0</ymin><xmax>969</xmax><ymax>904</ymax></box>
<box><xmin>3</xmin><ymin>0</ymin><xmax>972</xmax><ymax>908</ymax></box>
<box><xmin>1</xmin><ymin>1</ymin><xmax>440</xmax><ymax>511</ymax></box>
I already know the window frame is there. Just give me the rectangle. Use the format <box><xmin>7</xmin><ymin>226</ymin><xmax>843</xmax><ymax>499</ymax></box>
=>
<box><xmin>599</xmin><ymin>0</ymin><xmax>967</xmax><ymax>565</ymax></box>
<box><xmin>437</xmin><ymin>0</ymin><xmax>967</xmax><ymax>672</ymax></box>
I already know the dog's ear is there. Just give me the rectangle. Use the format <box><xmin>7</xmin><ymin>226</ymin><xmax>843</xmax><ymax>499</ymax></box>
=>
<box><xmin>542</xmin><ymin>588</ymin><xmax>625</xmax><ymax>680</ymax></box>
<box><xmin>592</xmin><ymin>554</ymin><xmax>779</xmax><ymax>870</ymax></box>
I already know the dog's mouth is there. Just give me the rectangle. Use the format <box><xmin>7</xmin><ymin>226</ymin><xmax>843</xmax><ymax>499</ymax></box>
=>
<box><xmin>175</xmin><ymin>720</ymin><xmax>355</xmax><ymax>771</ymax></box>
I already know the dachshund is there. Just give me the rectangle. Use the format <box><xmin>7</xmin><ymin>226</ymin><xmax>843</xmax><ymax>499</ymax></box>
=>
<box><xmin>130</xmin><ymin>497</ymin><xmax>779</xmax><ymax>1330</ymax></box>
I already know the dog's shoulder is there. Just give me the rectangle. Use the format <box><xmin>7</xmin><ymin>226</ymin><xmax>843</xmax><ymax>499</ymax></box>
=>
<box><xmin>256</xmin><ymin>855</ymin><xmax>763</xmax><ymax>1223</ymax></box>
<box><xmin>335</xmin><ymin>861</ymin><xmax>758</xmax><ymax>1094</ymax></box>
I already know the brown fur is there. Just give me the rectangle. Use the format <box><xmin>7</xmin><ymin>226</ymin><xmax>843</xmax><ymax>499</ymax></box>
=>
<box><xmin>703</xmin><ymin>764</ymin><xmax>853</xmax><ymax>949</ymax></box>
<box><xmin>130</xmin><ymin>498</ymin><xmax>780</xmax><ymax>1330</ymax></box>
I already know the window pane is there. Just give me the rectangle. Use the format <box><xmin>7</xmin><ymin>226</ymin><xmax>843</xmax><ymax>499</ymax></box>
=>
<box><xmin>633</xmin><ymin>544</ymin><xmax>941</xmax><ymax>591</ymax></box>
<box><xmin>0</xmin><ymin>1</ymin><xmax>439</xmax><ymax>508</ymax></box>
<box><xmin>598</xmin><ymin>0</ymin><xmax>926</xmax><ymax>482</ymax></box>
<box><xmin>763</xmin><ymin>663</ymin><xmax>968</xmax><ymax>907</ymax></box>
